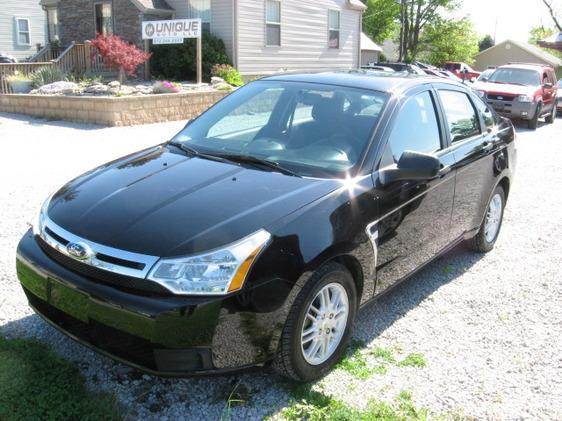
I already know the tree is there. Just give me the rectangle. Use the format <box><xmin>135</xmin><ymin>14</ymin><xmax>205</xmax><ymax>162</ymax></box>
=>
<box><xmin>478</xmin><ymin>35</ymin><xmax>495</xmax><ymax>52</ymax></box>
<box><xmin>397</xmin><ymin>0</ymin><xmax>457</xmax><ymax>62</ymax></box>
<box><xmin>540</xmin><ymin>0</ymin><xmax>562</xmax><ymax>31</ymax></box>
<box><xmin>90</xmin><ymin>34</ymin><xmax>151</xmax><ymax>83</ymax></box>
<box><xmin>529</xmin><ymin>26</ymin><xmax>556</xmax><ymax>45</ymax></box>
<box><xmin>362</xmin><ymin>0</ymin><xmax>400</xmax><ymax>43</ymax></box>
<box><xmin>420</xmin><ymin>17</ymin><xmax>479</xmax><ymax>66</ymax></box>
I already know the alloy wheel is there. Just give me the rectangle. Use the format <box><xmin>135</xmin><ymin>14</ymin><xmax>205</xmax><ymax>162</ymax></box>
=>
<box><xmin>484</xmin><ymin>193</ymin><xmax>502</xmax><ymax>243</ymax></box>
<box><xmin>300</xmin><ymin>282</ymin><xmax>349</xmax><ymax>365</ymax></box>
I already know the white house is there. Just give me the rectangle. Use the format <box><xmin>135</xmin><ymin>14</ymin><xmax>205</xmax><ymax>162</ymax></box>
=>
<box><xmin>43</xmin><ymin>0</ymin><xmax>366</xmax><ymax>76</ymax></box>
<box><xmin>0</xmin><ymin>0</ymin><xmax>47</xmax><ymax>60</ymax></box>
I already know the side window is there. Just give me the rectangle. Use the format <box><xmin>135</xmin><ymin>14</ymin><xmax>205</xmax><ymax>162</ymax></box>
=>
<box><xmin>472</xmin><ymin>95</ymin><xmax>494</xmax><ymax>131</ymax></box>
<box><xmin>438</xmin><ymin>90</ymin><xmax>481</xmax><ymax>142</ymax></box>
<box><xmin>382</xmin><ymin>91</ymin><xmax>441</xmax><ymax>164</ymax></box>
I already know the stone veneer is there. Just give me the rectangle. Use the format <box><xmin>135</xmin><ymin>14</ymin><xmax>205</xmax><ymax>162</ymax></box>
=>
<box><xmin>58</xmin><ymin>0</ymin><xmax>168</xmax><ymax>47</ymax></box>
<box><xmin>0</xmin><ymin>91</ymin><xmax>228</xmax><ymax>127</ymax></box>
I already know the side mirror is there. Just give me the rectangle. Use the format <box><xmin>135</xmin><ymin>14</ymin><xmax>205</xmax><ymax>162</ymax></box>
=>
<box><xmin>380</xmin><ymin>151</ymin><xmax>441</xmax><ymax>185</ymax></box>
<box><xmin>543</xmin><ymin>82</ymin><xmax>553</xmax><ymax>89</ymax></box>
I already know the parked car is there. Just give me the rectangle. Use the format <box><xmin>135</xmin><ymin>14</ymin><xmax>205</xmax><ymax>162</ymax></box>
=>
<box><xmin>443</xmin><ymin>62</ymin><xmax>481</xmax><ymax>81</ymax></box>
<box><xmin>438</xmin><ymin>70</ymin><xmax>463</xmax><ymax>82</ymax></box>
<box><xmin>363</xmin><ymin>64</ymin><xmax>396</xmax><ymax>72</ymax></box>
<box><xmin>557</xmin><ymin>78</ymin><xmax>562</xmax><ymax>115</ymax></box>
<box><xmin>472</xmin><ymin>63</ymin><xmax>558</xmax><ymax>129</ymax></box>
<box><xmin>476</xmin><ymin>68</ymin><xmax>496</xmax><ymax>82</ymax></box>
<box><xmin>376</xmin><ymin>62</ymin><xmax>426</xmax><ymax>75</ymax></box>
<box><xmin>17</xmin><ymin>72</ymin><xmax>516</xmax><ymax>381</ymax></box>
<box><xmin>0</xmin><ymin>52</ymin><xmax>16</xmax><ymax>63</ymax></box>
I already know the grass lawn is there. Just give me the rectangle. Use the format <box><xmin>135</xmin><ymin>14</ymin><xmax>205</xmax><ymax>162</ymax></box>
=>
<box><xmin>0</xmin><ymin>335</ymin><xmax>121</xmax><ymax>420</ymax></box>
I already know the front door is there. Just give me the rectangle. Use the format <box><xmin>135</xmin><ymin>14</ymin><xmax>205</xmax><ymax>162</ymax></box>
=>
<box><xmin>371</xmin><ymin>88</ymin><xmax>456</xmax><ymax>294</ymax></box>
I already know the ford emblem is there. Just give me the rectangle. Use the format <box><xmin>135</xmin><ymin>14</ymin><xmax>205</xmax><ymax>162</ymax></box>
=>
<box><xmin>497</xmin><ymin>96</ymin><xmax>503</xmax><ymax>100</ymax></box>
<box><xmin>66</xmin><ymin>242</ymin><xmax>93</xmax><ymax>261</ymax></box>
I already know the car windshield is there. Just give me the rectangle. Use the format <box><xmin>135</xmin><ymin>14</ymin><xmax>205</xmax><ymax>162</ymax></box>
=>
<box><xmin>488</xmin><ymin>68</ymin><xmax>541</xmax><ymax>86</ymax></box>
<box><xmin>171</xmin><ymin>80</ymin><xmax>388</xmax><ymax>178</ymax></box>
<box><xmin>477</xmin><ymin>69</ymin><xmax>494</xmax><ymax>81</ymax></box>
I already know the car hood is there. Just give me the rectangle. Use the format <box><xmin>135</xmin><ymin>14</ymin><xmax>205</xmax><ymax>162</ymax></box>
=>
<box><xmin>473</xmin><ymin>81</ymin><xmax>537</xmax><ymax>96</ymax></box>
<box><xmin>47</xmin><ymin>145</ymin><xmax>340</xmax><ymax>256</ymax></box>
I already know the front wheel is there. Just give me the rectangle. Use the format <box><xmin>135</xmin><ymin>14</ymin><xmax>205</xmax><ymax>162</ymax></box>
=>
<box><xmin>527</xmin><ymin>103</ymin><xmax>541</xmax><ymax>130</ymax></box>
<box><xmin>467</xmin><ymin>186</ymin><xmax>505</xmax><ymax>253</ymax></box>
<box><xmin>545</xmin><ymin>104</ymin><xmax>556</xmax><ymax>124</ymax></box>
<box><xmin>273</xmin><ymin>262</ymin><xmax>357</xmax><ymax>382</ymax></box>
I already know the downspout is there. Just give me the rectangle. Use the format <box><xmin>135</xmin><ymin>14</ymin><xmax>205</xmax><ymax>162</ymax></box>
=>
<box><xmin>357</xmin><ymin>10</ymin><xmax>362</xmax><ymax>68</ymax></box>
<box><xmin>233</xmin><ymin>0</ymin><xmax>239</xmax><ymax>69</ymax></box>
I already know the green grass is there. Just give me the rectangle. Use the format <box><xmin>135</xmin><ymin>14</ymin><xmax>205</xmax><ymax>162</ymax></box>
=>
<box><xmin>398</xmin><ymin>353</ymin><xmax>427</xmax><ymax>368</ymax></box>
<box><xmin>0</xmin><ymin>335</ymin><xmax>121</xmax><ymax>420</ymax></box>
<box><xmin>277</xmin><ymin>384</ymin><xmax>429</xmax><ymax>421</ymax></box>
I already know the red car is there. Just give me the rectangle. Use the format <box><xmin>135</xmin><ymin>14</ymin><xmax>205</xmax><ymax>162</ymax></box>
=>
<box><xmin>443</xmin><ymin>62</ymin><xmax>481</xmax><ymax>81</ymax></box>
<box><xmin>472</xmin><ymin>63</ymin><xmax>558</xmax><ymax>129</ymax></box>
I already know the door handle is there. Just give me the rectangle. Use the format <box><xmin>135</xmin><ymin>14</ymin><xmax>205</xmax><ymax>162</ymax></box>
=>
<box><xmin>438</xmin><ymin>165</ymin><xmax>451</xmax><ymax>177</ymax></box>
<box><xmin>482</xmin><ymin>142</ymin><xmax>494</xmax><ymax>152</ymax></box>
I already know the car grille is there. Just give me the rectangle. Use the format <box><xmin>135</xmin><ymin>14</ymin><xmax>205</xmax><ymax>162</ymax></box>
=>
<box><xmin>36</xmin><ymin>235</ymin><xmax>170</xmax><ymax>296</ymax></box>
<box><xmin>24</xmin><ymin>286</ymin><xmax>158</xmax><ymax>370</ymax></box>
<box><xmin>487</xmin><ymin>93</ymin><xmax>517</xmax><ymax>102</ymax></box>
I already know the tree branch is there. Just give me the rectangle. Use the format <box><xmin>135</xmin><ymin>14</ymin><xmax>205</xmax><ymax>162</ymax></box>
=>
<box><xmin>542</xmin><ymin>0</ymin><xmax>562</xmax><ymax>31</ymax></box>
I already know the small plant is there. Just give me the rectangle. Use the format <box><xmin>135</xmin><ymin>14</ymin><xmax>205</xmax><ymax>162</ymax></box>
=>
<box><xmin>90</xmin><ymin>34</ymin><xmax>151</xmax><ymax>83</ymax></box>
<box><xmin>30</xmin><ymin>66</ymin><xmax>65</xmax><ymax>88</ymax></box>
<box><xmin>153</xmin><ymin>80</ymin><xmax>181</xmax><ymax>94</ymax></box>
<box><xmin>398</xmin><ymin>352</ymin><xmax>427</xmax><ymax>368</ymax></box>
<box><xmin>6</xmin><ymin>71</ymin><xmax>31</xmax><ymax>82</ymax></box>
<box><xmin>211</xmin><ymin>64</ymin><xmax>244</xmax><ymax>87</ymax></box>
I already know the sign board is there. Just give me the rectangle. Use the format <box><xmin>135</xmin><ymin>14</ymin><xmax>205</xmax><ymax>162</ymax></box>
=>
<box><xmin>142</xmin><ymin>19</ymin><xmax>201</xmax><ymax>41</ymax></box>
<box><xmin>152</xmin><ymin>37</ymin><xmax>184</xmax><ymax>45</ymax></box>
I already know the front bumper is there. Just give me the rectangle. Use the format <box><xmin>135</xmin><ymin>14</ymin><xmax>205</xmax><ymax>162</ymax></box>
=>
<box><xmin>16</xmin><ymin>229</ymin><xmax>291</xmax><ymax>376</ymax></box>
<box><xmin>486</xmin><ymin>97</ymin><xmax>537</xmax><ymax>120</ymax></box>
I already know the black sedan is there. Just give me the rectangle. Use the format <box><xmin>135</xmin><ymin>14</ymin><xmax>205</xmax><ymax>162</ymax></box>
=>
<box><xmin>16</xmin><ymin>72</ymin><xmax>516</xmax><ymax>381</ymax></box>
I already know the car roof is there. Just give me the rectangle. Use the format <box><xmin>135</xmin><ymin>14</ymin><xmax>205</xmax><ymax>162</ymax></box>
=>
<box><xmin>260</xmin><ymin>71</ymin><xmax>464</xmax><ymax>94</ymax></box>
<box><xmin>498</xmin><ymin>63</ymin><xmax>551</xmax><ymax>72</ymax></box>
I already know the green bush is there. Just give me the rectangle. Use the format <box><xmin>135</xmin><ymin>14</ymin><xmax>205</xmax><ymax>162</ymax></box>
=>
<box><xmin>30</xmin><ymin>66</ymin><xmax>65</xmax><ymax>88</ymax></box>
<box><xmin>211</xmin><ymin>64</ymin><xmax>244</xmax><ymax>86</ymax></box>
<box><xmin>150</xmin><ymin>32</ymin><xmax>231</xmax><ymax>82</ymax></box>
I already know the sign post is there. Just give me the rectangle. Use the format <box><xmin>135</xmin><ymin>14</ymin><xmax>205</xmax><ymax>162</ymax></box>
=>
<box><xmin>142</xmin><ymin>18</ymin><xmax>202</xmax><ymax>84</ymax></box>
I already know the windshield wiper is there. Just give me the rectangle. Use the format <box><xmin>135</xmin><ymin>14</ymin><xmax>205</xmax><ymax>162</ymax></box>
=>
<box><xmin>169</xmin><ymin>141</ymin><xmax>228</xmax><ymax>164</ymax></box>
<box><xmin>215</xmin><ymin>153</ymin><xmax>301</xmax><ymax>177</ymax></box>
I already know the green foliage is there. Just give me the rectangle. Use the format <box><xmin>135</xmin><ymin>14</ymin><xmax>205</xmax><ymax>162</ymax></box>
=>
<box><xmin>363</xmin><ymin>0</ymin><xmax>400</xmax><ymax>44</ymax></box>
<box><xmin>211</xmin><ymin>64</ymin><xmax>244</xmax><ymax>87</ymax></box>
<box><xmin>278</xmin><ymin>384</ymin><xmax>429</xmax><ymax>421</ymax></box>
<box><xmin>398</xmin><ymin>353</ymin><xmax>427</xmax><ymax>368</ymax></box>
<box><xmin>478</xmin><ymin>35</ymin><xmax>495</xmax><ymax>52</ymax></box>
<box><xmin>150</xmin><ymin>32</ymin><xmax>231</xmax><ymax>82</ymax></box>
<box><xmin>29</xmin><ymin>66</ymin><xmax>65</xmax><ymax>88</ymax></box>
<box><xmin>420</xmin><ymin>17</ymin><xmax>479</xmax><ymax>66</ymax></box>
<box><xmin>0</xmin><ymin>336</ymin><xmax>121</xmax><ymax>420</ymax></box>
<box><xmin>529</xmin><ymin>26</ymin><xmax>562</xmax><ymax>59</ymax></box>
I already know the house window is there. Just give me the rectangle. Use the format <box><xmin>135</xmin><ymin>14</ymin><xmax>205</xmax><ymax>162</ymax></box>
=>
<box><xmin>94</xmin><ymin>2</ymin><xmax>113</xmax><ymax>36</ymax></box>
<box><xmin>47</xmin><ymin>8</ymin><xmax>59</xmax><ymax>42</ymax></box>
<box><xmin>266</xmin><ymin>0</ymin><xmax>281</xmax><ymax>46</ymax></box>
<box><xmin>187</xmin><ymin>0</ymin><xmax>211</xmax><ymax>32</ymax></box>
<box><xmin>16</xmin><ymin>18</ymin><xmax>31</xmax><ymax>45</ymax></box>
<box><xmin>328</xmin><ymin>10</ymin><xmax>340</xmax><ymax>49</ymax></box>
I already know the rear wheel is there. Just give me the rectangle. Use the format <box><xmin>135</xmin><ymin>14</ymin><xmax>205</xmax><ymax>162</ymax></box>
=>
<box><xmin>527</xmin><ymin>103</ymin><xmax>541</xmax><ymax>130</ymax></box>
<box><xmin>545</xmin><ymin>104</ymin><xmax>556</xmax><ymax>124</ymax></box>
<box><xmin>273</xmin><ymin>262</ymin><xmax>357</xmax><ymax>382</ymax></box>
<box><xmin>467</xmin><ymin>185</ymin><xmax>505</xmax><ymax>253</ymax></box>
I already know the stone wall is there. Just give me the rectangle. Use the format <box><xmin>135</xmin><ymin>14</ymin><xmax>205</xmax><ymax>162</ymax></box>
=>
<box><xmin>0</xmin><ymin>91</ymin><xmax>228</xmax><ymax>126</ymax></box>
<box><xmin>58</xmin><ymin>0</ymin><xmax>147</xmax><ymax>47</ymax></box>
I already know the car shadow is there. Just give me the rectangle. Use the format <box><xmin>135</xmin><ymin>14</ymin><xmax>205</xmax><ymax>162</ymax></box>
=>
<box><xmin>0</xmin><ymin>242</ymin><xmax>485</xmax><ymax>416</ymax></box>
<box><xmin>0</xmin><ymin>112</ymin><xmax>105</xmax><ymax>131</ymax></box>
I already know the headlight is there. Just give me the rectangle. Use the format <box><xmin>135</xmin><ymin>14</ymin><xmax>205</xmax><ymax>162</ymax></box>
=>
<box><xmin>32</xmin><ymin>193</ymin><xmax>53</xmax><ymax>236</ymax></box>
<box><xmin>148</xmin><ymin>229</ymin><xmax>271</xmax><ymax>295</ymax></box>
<box><xmin>517</xmin><ymin>95</ymin><xmax>533</xmax><ymax>102</ymax></box>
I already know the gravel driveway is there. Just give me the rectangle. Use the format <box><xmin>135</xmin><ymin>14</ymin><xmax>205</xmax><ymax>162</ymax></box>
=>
<box><xmin>0</xmin><ymin>112</ymin><xmax>560</xmax><ymax>420</ymax></box>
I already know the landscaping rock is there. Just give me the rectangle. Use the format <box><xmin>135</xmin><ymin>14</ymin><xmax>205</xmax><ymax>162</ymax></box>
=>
<box><xmin>211</xmin><ymin>76</ymin><xmax>225</xmax><ymax>86</ymax></box>
<box><xmin>36</xmin><ymin>81</ymin><xmax>80</xmax><ymax>95</ymax></box>
<box><xmin>214</xmin><ymin>82</ymin><xmax>233</xmax><ymax>91</ymax></box>
<box><xmin>134</xmin><ymin>85</ymin><xmax>153</xmax><ymax>95</ymax></box>
<box><xmin>108</xmin><ymin>81</ymin><xmax>121</xmax><ymax>88</ymax></box>
<box><xmin>83</xmin><ymin>83</ymin><xmax>110</xmax><ymax>95</ymax></box>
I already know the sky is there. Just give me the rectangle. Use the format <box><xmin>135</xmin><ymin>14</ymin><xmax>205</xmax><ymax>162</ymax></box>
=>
<box><xmin>454</xmin><ymin>0</ymin><xmax>560</xmax><ymax>42</ymax></box>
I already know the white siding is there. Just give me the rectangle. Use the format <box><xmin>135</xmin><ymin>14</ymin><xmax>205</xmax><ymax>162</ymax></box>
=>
<box><xmin>211</xmin><ymin>0</ymin><xmax>234</xmax><ymax>62</ymax></box>
<box><xmin>236</xmin><ymin>0</ymin><xmax>361</xmax><ymax>75</ymax></box>
<box><xmin>0</xmin><ymin>1</ymin><xmax>47</xmax><ymax>60</ymax></box>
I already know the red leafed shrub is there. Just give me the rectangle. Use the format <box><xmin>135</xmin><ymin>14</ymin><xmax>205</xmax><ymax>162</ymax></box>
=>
<box><xmin>90</xmin><ymin>34</ymin><xmax>151</xmax><ymax>81</ymax></box>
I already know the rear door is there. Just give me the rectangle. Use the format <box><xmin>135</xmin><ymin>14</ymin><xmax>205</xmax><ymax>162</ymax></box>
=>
<box><xmin>434</xmin><ymin>84</ymin><xmax>497</xmax><ymax>239</ymax></box>
<box><xmin>542</xmin><ymin>69</ymin><xmax>557</xmax><ymax>111</ymax></box>
<box><xmin>372</xmin><ymin>86</ymin><xmax>456</xmax><ymax>294</ymax></box>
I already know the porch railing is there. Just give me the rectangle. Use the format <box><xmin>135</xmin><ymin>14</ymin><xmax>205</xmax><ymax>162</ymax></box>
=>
<box><xmin>0</xmin><ymin>42</ymin><xmax>111</xmax><ymax>94</ymax></box>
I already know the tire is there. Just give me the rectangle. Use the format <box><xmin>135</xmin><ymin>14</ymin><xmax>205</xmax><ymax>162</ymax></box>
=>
<box><xmin>273</xmin><ymin>262</ymin><xmax>357</xmax><ymax>382</ymax></box>
<box><xmin>527</xmin><ymin>103</ymin><xmax>541</xmax><ymax>130</ymax></box>
<box><xmin>467</xmin><ymin>185</ymin><xmax>505</xmax><ymax>253</ymax></box>
<box><xmin>545</xmin><ymin>104</ymin><xmax>556</xmax><ymax>124</ymax></box>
